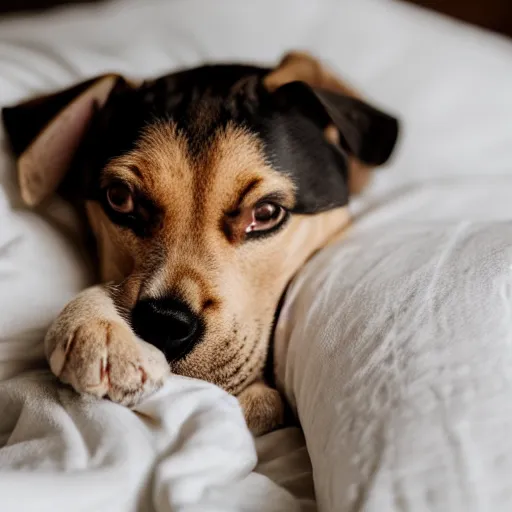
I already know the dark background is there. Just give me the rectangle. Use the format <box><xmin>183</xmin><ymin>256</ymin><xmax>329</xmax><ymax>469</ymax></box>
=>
<box><xmin>406</xmin><ymin>0</ymin><xmax>512</xmax><ymax>38</ymax></box>
<box><xmin>0</xmin><ymin>0</ymin><xmax>511</xmax><ymax>38</ymax></box>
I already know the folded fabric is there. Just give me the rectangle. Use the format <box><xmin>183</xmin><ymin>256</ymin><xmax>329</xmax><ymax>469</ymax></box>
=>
<box><xmin>0</xmin><ymin>370</ymin><xmax>307</xmax><ymax>512</ymax></box>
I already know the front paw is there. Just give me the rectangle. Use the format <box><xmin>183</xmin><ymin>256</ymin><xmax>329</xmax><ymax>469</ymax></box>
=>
<box><xmin>45</xmin><ymin>308</ymin><xmax>170</xmax><ymax>407</ymax></box>
<box><xmin>238</xmin><ymin>381</ymin><xmax>285</xmax><ymax>436</ymax></box>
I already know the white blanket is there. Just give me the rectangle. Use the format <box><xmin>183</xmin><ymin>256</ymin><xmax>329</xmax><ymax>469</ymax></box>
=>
<box><xmin>0</xmin><ymin>373</ymin><xmax>276</xmax><ymax>512</ymax></box>
<box><xmin>1</xmin><ymin>0</ymin><xmax>512</xmax><ymax>511</ymax></box>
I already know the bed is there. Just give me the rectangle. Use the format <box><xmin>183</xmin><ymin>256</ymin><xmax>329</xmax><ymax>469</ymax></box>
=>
<box><xmin>1</xmin><ymin>1</ymin><xmax>512</xmax><ymax>511</ymax></box>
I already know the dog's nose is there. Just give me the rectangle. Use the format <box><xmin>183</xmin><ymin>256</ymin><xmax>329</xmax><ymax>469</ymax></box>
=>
<box><xmin>131</xmin><ymin>298</ymin><xmax>201</xmax><ymax>360</ymax></box>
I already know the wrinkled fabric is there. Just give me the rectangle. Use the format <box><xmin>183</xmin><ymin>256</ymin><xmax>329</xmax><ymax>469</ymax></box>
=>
<box><xmin>276</xmin><ymin>223</ymin><xmax>512</xmax><ymax>512</ymax></box>
<box><xmin>0</xmin><ymin>0</ymin><xmax>511</xmax><ymax>510</ymax></box>
<box><xmin>0</xmin><ymin>372</ymin><xmax>306</xmax><ymax>512</ymax></box>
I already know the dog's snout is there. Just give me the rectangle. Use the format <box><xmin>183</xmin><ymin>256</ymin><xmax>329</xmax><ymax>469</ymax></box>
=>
<box><xmin>131</xmin><ymin>297</ymin><xmax>201</xmax><ymax>360</ymax></box>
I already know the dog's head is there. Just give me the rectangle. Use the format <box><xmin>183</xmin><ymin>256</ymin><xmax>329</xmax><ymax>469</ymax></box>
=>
<box><xmin>2</xmin><ymin>52</ymin><xmax>399</xmax><ymax>394</ymax></box>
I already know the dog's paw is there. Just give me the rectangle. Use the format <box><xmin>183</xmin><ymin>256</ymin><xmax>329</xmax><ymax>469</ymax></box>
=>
<box><xmin>238</xmin><ymin>381</ymin><xmax>285</xmax><ymax>436</ymax></box>
<box><xmin>45</xmin><ymin>302</ymin><xmax>170</xmax><ymax>407</ymax></box>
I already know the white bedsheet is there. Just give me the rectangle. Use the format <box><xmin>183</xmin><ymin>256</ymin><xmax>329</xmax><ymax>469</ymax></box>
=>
<box><xmin>1</xmin><ymin>0</ymin><xmax>511</xmax><ymax>511</ymax></box>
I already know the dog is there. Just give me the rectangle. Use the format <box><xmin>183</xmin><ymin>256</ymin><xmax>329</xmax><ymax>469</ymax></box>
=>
<box><xmin>2</xmin><ymin>51</ymin><xmax>399</xmax><ymax>435</ymax></box>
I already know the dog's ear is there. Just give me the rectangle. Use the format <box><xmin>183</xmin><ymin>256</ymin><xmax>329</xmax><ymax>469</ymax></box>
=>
<box><xmin>264</xmin><ymin>51</ymin><xmax>399</xmax><ymax>194</ymax></box>
<box><xmin>2</xmin><ymin>74</ymin><xmax>129</xmax><ymax>206</ymax></box>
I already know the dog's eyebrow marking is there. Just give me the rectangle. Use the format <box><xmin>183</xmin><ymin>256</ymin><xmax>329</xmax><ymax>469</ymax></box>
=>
<box><xmin>227</xmin><ymin>178</ymin><xmax>262</xmax><ymax>214</ymax></box>
<box><xmin>127</xmin><ymin>165</ymin><xmax>143</xmax><ymax>179</ymax></box>
<box><xmin>257</xmin><ymin>191</ymin><xmax>290</xmax><ymax>205</ymax></box>
<box><xmin>238</xmin><ymin>178</ymin><xmax>262</xmax><ymax>205</ymax></box>
<box><xmin>102</xmin><ymin>162</ymin><xmax>143</xmax><ymax>185</ymax></box>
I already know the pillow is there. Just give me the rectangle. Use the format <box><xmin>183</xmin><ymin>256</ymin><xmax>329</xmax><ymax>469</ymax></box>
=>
<box><xmin>275</xmin><ymin>222</ymin><xmax>512</xmax><ymax>511</ymax></box>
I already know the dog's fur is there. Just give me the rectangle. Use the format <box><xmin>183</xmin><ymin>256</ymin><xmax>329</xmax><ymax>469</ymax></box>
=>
<box><xmin>2</xmin><ymin>52</ymin><xmax>399</xmax><ymax>435</ymax></box>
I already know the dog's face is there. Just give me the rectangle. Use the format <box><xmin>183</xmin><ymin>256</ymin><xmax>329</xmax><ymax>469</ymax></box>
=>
<box><xmin>2</xmin><ymin>52</ymin><xmax>398</xmax><ymax>394</ymax></box>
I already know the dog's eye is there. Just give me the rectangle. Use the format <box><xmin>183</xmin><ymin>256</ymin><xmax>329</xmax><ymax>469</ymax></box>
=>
<box><xmin>106</xmin><ymin>183</ymin><xmax>134</xmax><ymax>213</ymax></box>
<box><xmin>246</xmin><ymin>202</ymin><xmax>286</xmax><ymax>233</ymax></box>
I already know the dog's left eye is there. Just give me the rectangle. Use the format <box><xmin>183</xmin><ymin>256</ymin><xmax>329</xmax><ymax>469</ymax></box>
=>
<box><xmin>106</xmin><ymin>183</ymin><xmax>134</xmax><ymax>214</ymax></box>
<box><xmin>246</xmin><ymin>202</ymin><xmax>286</xmax><ymax>234</ymax></box>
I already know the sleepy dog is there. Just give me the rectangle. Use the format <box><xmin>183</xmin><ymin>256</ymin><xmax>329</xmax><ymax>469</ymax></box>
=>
<box><xmin>2</xmin><ymin>52</ymin><xmax>399</xmax><ymax>435</ymax></box>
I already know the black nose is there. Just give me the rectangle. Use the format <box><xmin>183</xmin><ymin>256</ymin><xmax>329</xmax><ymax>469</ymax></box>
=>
<box><xmin>131</xmin><ymin>297</ymin><xmax>201</xmax><ymax>360</ymax></box>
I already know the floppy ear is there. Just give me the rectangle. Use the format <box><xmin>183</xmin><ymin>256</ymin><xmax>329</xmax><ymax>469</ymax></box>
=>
<box><xmin>264</xmin><ymin>51</ymin><xmax>399</xmax><ymax>194</ymax></box>
<box><xmin>2</xmin><ymin>74</ymin><xmax>128</xmax><ymax>206</ymax></box>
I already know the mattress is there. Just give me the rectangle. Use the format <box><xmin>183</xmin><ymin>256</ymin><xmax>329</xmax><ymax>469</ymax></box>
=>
<box><xmin>1</xmin><ymin>0</ymin><xmax>512</xmax><ymax>511</ymax></box>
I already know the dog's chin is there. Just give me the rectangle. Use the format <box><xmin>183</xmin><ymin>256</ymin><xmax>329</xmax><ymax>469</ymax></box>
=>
<box><xmin>169</xmin><ymin>328</ymin><xmax>270</xmax><ymax>395</ymax></box>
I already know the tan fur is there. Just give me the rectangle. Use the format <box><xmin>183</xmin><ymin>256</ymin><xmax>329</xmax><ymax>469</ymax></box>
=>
<box><xmin>264</xmin><ymin>51</ymin><xmax>361</xmax><ymax>98</ymax></box>
<box><xmin>238</xmin><ymin>380</ymin><xmax>285</xmax><ymax>436</ymax></box>
<box><xmin>324</xmin><ymin>123</ymin><xmax>372</xmax><ymax>195</ymax></box>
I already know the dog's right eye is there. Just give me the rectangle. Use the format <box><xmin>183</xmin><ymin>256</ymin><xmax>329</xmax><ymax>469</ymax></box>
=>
<box><xmin>106</xmin><ymin>183</ymin><xmax>134</xmax><ymax>214</ymax></box>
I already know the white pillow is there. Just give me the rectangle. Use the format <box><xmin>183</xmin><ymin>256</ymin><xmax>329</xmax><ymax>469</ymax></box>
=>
<box><xmin>275</xmin><ymin>222</ymin><xmax>512</xmax><ymax>511</ymax></box>
<box><xmin>272</xmin><ymin>3</ymin><xmax>512</xmax><ymax>503</ymax></box>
